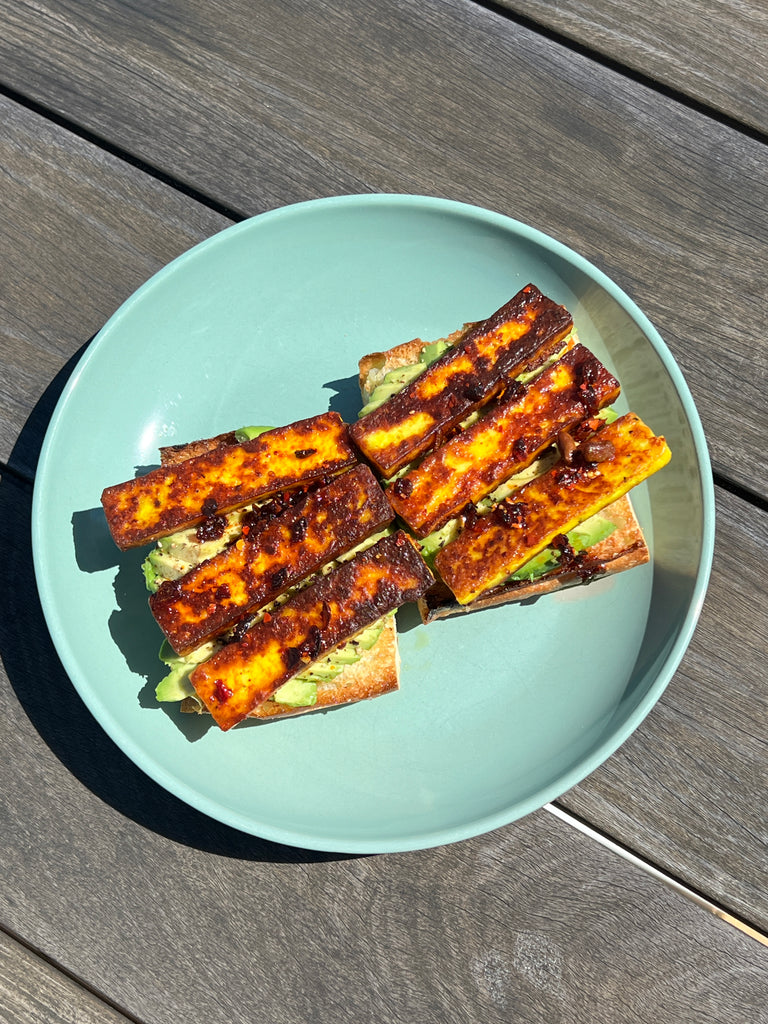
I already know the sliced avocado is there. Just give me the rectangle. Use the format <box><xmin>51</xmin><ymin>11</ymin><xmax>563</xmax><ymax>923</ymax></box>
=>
<box><xmin>142</xmin><ymin>549</ymin><xmax>170</xmax><ymax>594</ymax></box>
<box><xmin>234</xmin><ymin>425</ymin><xmax>273</xmax><ymax>442</ymax></box>
<box><xmin>352</xmin><ymin>617</ymin><xmax>387</xmax><ymax>651</ymax></box>
<box><xmin>418</xmin><ymin>519</ymin><xmax>461</xmax><ymax>567</ymax></box>
<box><xmin>328</xmin><ymin>644</ymin><xmax>361</xmax><ymax>667</ymax></box>
<box><xmin>300</xmin><ymin>661</ymin><xmax>342</xmax><ymax>683</ymax></box>
<box><xmin>272</xmin><ymin>677</ymin><xmax>318</xmax><ymax>707</ymax></box>
<box><xmin>508</xmin><ymin>547</ymin><xmax>560</xmax><ymax>582</ymax></box>
<box><xmin>155</xmin><ymin>639</ymin><xmax>216</xmax><ymax>702</ymax></box>
<box><xmin>597</xmin><ymin>406</ymin><xmax>619</xmax><ymax>424</ymax></box>
<box><xmin>421</xmin><ymin>339</ymin><xmax>450</xmax><ymax>365</ymax></box>
<box><xmin>569</xmin><ymin>513</ymin><xmax>617</xmax><ymax>551</ymax></box>
<box><xmin>359</xmin><ymin>363</ymin><xmax>425</xmax><ymax>417</ymax></box>
<box><xmin>508</xmin><ymin>514</ymin><xmax>618</xmax><ymax>583</ymax></box>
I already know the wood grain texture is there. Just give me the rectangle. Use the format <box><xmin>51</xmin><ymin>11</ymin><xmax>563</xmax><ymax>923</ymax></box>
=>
<box><xmin>1</xmin><ymin>2</ymin><xmax>768</xmax><ymax>1017</ymax></box>
<box><xmin>1</xmin><ymin>469</ymin><xmax>767</xmax><ymax>1022</ymax></box>
<box><xmin>0</xmin><ymin>94</ymin><xmax>229</xmax><ymax>477</ymax></box>
<box><xmin>0</xmin><ymin>930</ymin><xmax>133</xmax><ymax>1024</ymax></box>
<box><xmin>0</xmin><ymin>0</ymin><xmax>766</xmax><ymax>500</ymax></box>
<box><xmin>561</xmin><ymin>484</ymin><xmax>768</xmax><ymax>932</ymax></box>
<box><xmin>0</xmin><ymin>468</ymin><xmax>766</xmax><ymax>1024</ymax></box>
<box><xmin>495</xmin><ymin>0</ymin><xmax>768</xmax><ymax>135</ymax></box>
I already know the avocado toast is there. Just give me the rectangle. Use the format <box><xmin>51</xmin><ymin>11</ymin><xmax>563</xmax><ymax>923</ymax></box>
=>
<box><xmin>102</xmin><ymin>419</ymin><xmax>433</xmax><ymax>728</ymax></box>
<box><xmin>351</xmin><ymin>285</ymin><xmax>670</xmax><ymax>621</ymax></box>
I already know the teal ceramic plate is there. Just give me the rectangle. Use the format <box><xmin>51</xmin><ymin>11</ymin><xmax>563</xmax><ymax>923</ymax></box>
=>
<box><xmin>32</xmin><ymin>195</ymin><xmax>714</xmax><ymax>852</ymax></box>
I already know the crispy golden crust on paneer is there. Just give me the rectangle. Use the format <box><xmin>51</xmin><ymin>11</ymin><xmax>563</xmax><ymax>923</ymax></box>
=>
<box><xmin>179</xmin><ymin>615</ymin><xmax>400</xmax><ymax>719</ymax></box>
<box><xmin>433</xmin><ymin>413</ymin><xmax>670</xmax><ymax>605</ymax></box>
<box><xmin>418</xmin><ymin>494</ymin><xmax>649</xmax><ymax>621</ymax></box>
<box><xmin>101</xmin><ymin>412</ymin><xmax>357</xmax><ymax>549</ymax></box>
<box><xmin>189</xmin><ymin>532</ymin><xmax>434</xmax><ymax>730</ymax></box>
<box><xmin>149</xmin><ymin>465</ymin><xmax>394</xmax><ymax>655</ymax></box>
<box><xmin>349</xmin><ymin>285</ymin><xmax>573</xmax><ymax>476</ymax></box>
<box><xmin>389</xmin><ymin>345</ymin><xmax>620</xmax><ymax>537</ymax></box>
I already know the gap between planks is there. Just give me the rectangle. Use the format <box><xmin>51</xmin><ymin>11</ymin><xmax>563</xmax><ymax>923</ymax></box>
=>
<box><xmin>468</xmin><ymin>0</ymin><xmax>768</xmax><ymax>147</ymax></box>
<box><xmin>546</xmin><ymin>802</ymin><xmax>768</xmax><ymax>948</ymax></box>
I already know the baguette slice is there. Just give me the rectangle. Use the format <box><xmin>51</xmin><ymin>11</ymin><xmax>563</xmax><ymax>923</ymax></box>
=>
<box><xmin>180</xmin><ymin>614</ymin><xmax>400</xmax><ymax>719</ymax></box>
<box><xmin>189</xmin><ymin>531</ymin><xmax>434</xmax><ymax>730</ymax></box>
<box><xmin>356</xmin><ymin>327</ymin><xmax>659</xmax><ymax>623</ymax></box>
<box><xmin>150</xmin><ymin>428</ymin><xmax>403</xmax><ymax>722</ymax></box>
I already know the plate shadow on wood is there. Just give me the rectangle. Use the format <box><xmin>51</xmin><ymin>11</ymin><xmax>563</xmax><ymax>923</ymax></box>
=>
<box><xmin>3</xmin><ymin>362</ymin><xmax>355</xmax><ymax>863</ymax></box>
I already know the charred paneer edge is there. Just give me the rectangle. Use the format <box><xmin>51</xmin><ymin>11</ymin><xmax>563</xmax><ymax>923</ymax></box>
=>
<box><xmin>189</xmin><ymin>531</ymin><xmax>435</xmax><ymax>730</ymax></box>
<box><xmin>434</xmin><ymin>413</ymin><xmax>671</xmax><ymax>605</ymax></box>
<box><xmin>101</xmin><ymin>412</ymin><xmax>357</xmax><ymax>549</ymax></box>
<box><xmin>349</xmin><ymin>284</ymin><xmax>573</xmax><ymax>477</ymax></box>
<box><xmin>149</xmin><ymin>465</ymin><xmax>395</xmax><ymax>655</ymax></box>
<box><xmin>389</xmin><ymin>344</ymin><xmax>621</xmax><ymax>537</ymax></box>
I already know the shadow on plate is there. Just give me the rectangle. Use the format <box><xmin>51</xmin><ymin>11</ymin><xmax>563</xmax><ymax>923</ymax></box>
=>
<box><xmin>2</xmin><ymin>352</ymin><xmax>356</xmax><ymax>865</ymax></box>
<box><xmin>323</xmin><ymin>373</ymin><xmax>364</xmax><ymax>423</ymax></box>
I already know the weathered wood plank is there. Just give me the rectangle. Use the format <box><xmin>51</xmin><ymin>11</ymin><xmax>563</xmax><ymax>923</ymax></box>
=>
<box><xmin>495</xmin><ymin>0</ymin><xmax>768</xmax><ymax>135</ymax></box>
<box><xmin>561</xmin><ymin>483</ymin><xmax>768</xmax><ymax>932</ymax></box>
<box><xmin>0</xmin><ymin>29</ymin><xmax>766</xmax><ymax>930</ymax></box>
<box><xmin>2</xmin><ymin>463</ymin><xmax>767</xmax><ymax>1022</ymax></box>
<box><xmin>0</xmin><ymin>0</ymin><xmax>766</xmax><ymax>500</ymax></box>
<box><xmin>0</xmin><ymin>94</ymin><xmax>229</xmax><ymax>476</ymax></box>
<box><xmin>0</xmin><ymin>472</ymin><xmax>766</xmax><ymax>1023</ymax></box>
<box><xmin>0</xmin><ymin>930</ymin><xmax>133</xmax><ymax>1024</ymax></box>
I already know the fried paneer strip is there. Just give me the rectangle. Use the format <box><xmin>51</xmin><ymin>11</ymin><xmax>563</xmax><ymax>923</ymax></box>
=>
<box><xmin>349</xmin><ymin>284</ymin><xmax>573</xmax><ymax>476</ymax></box>
<box><xmin>149</xmin><ymin>465</ymin><xmax>394</xmax><ymax>655</ymax></box>
<box><xmin>434</xmin><ymin>414</ymin><xmax>671</xmax><ymax>605</ymax></box>
<box><xmin>101</xmin><ymin>412</ymin><xmax>356</xmax><ymax>549</ymax></box>
<box><xmin>190</xmin><ymin>531</ymin><xmax>435</xmax><ymax>730</ymax></box>
<box><xmin>389</xmin><ymin>345</ymin><xmax>621</xmax><ymax>537</ymax></box>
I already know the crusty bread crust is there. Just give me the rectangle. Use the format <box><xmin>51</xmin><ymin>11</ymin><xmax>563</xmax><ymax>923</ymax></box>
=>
<box><xmin>179</xmin><ymin>615</ymin><xmax>399</xmax><ymax>720</ymax></box>
<box><xmin>159</xmin><ymin>430</ymin><xmax>240</xmax><ymax>465</ymax></box>
<box><xmin>357</xmin><ymin>331</ymin><xmax>650</xmax><ymax>623</ymax></box>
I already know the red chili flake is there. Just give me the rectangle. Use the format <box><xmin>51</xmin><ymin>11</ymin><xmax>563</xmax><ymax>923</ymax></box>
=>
<box><xmin>496</xmin><ymin>500</ymin><xmax>527</xmax><ymax>528</ymax></box>
<box><xmin>271</xmin><ymin>567</ymin><xmax>288</xmax><ymax>590</ymax></box>
<box><xmin>290</xmin><ymin>516</ymin><xmax>308</xmax><ymax>542</ymax></box>
<box><xmin>262</xmin><ymin>612</ymin><xmax>272</xmax><ymax>623</ymax></box>
<box><xmin>392</xmin><ymin>477</ymin><xmax>413</xmax><ymax>499</ymax></box>
<box><xmin>242</xmin><ymin>524</ymin><xmax>250</xmax><ymax>536</ymax></box>
<box><xmin>214</xmin><ymin>679</ymin><xmax>233</xmax><ymax>703</ymax></box>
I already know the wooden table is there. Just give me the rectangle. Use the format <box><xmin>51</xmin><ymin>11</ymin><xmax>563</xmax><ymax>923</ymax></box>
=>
<box><xmin>2</xmin><ymin>1</ymin><xmax>767</xmax><ymax>1020</ymax></box>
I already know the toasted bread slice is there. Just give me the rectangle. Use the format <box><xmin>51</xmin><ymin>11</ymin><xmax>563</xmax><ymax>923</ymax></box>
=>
<box><xmin>356</xmin><ymin>323</ymin><xmax>657</xmax><ymax>622</ymax></box>
<box><xmin>180</xmin><ymin>614</ymin><xmax>400</xmax><ymax>719</ymax></box>
<box><xmin>418</xmin><ymin>492</ymin><xmax>649</xmax><ymax>621</ymax></box>
<box><xmin>149</xmin><ymin>429</ymin><xmax>404</xmax><ymax>724</ymax></box>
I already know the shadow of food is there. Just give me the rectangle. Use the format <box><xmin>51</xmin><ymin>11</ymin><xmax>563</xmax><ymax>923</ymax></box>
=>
<box><xmin>3</xmin><ymin>355</ymin><xmax>355</xmax><ymax>864</ymax></box>
<box><xmin>323</xmin><ymin>374</ymin><xmax>364</xmax><ymax>422</ymax></box>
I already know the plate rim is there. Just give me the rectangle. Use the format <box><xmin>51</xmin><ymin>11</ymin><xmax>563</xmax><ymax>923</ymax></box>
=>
<box><xmin>31</xmin><ymin>193</ymin><xmax>716</xmax><ymax>852</ymax></box>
